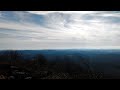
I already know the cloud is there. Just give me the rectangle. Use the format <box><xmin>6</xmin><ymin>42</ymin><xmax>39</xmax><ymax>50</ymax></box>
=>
<box><xmin>0</xmin><ymin>11</ymin><xmax>120</xmax><ymax>49</ymax></box>
<box><xmin>28</xmin><ymin>11</ymin><xmax>96</xmax><ymax>15</ymax></box>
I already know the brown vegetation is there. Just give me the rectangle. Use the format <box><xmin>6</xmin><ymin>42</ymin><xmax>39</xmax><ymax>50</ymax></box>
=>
<box><xmin>0</xmin><ymin>50</ymin><xmax>102</xmax><ymax>79</ymax></box>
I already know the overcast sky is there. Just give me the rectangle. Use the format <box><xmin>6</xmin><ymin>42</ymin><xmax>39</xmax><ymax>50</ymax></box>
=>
<box><xmin>0</xmin><ymin>11</ymin><xmax>120</xmax><ymax>50</ymax></box>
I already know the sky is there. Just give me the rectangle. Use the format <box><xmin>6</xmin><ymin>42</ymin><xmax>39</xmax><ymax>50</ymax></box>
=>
<box><xmin>0</xmin><ymin>11</ymin><xmax>120</xmax><ymax>50</ymax></box>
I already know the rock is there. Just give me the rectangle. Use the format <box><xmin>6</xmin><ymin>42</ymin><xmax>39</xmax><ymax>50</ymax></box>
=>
<box><xmin>24</xmin><ymin>77</ymin><xmax>32</xmax><ymax>79</ymax></box>
<box><xmin>8</xmin><ymin>76</ymin><xmax>15</xmax><ymax>79</ymax></box>
<box><xmin>0</xmin><ymin>75</ymin><xmax>6</xmax><ymax>79</ymax></box>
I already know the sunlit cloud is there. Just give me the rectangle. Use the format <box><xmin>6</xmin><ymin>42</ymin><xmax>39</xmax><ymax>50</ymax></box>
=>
<box><xmin>0</xmin><ymin>11</ymin><xmax>120</xmax><ymax>50</ymax></box>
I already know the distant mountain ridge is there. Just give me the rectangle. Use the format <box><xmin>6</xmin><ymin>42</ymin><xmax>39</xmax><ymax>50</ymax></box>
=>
<box><xmin>0</xmin><ymin>49</ymin><xmax>120</xmax><ymax>61</ymax></box>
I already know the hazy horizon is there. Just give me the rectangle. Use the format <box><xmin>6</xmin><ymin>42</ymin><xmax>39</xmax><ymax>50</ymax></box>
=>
<box><xmin>1</xmin><ymin>47</ymin><xmax>120</xmax><ymax>50</ymax></box>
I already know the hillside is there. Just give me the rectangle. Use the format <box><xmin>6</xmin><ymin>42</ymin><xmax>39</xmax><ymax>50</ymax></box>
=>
<box><xmin>0</xmin><ymin>49</ymin><xmax>120</xmax><ymax>79</ymax></box>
